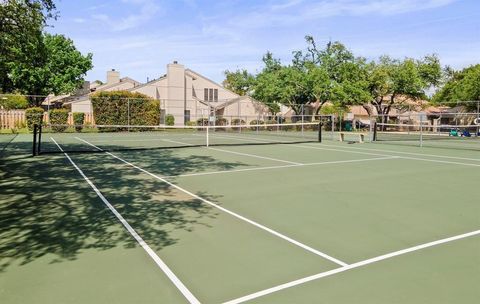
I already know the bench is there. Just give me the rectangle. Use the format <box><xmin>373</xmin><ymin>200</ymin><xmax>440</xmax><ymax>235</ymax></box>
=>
<box><xmin>339</xmin><ymin>132</ymin><xmax>366</xmax><ymax>143</ymax></box>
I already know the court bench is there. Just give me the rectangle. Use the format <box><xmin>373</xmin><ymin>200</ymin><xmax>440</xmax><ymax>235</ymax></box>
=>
<box><xmin>338</xmin><ymin>132</ymin><xmax>367</xmax><ymax>143</ymax></box>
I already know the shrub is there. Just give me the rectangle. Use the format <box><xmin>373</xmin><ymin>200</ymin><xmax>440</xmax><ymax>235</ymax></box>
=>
<box><xmin>186</xmin><ymin>121</ymin><xmax>197</xmax><ymax>126</ymax></box>
<box><xmin>0</xmin><ymin>94</ymin><xmax>28</xmax><ymax>110</ymax></box>
<box><xmin>231</xmin><ymin>118</ymin><xmax>245</xmax><ymax>131</ymax></box>
<box><xmin>215</xmin><ymin>117</ymin><xmax>228</xmax><ymax>126</ymax></box>
<box><xmin>165</xmin><ymin>114</ymin><xmax>175</xmax><ymax>126</ymax></box>
<box><xmin>73</xmin><ymin>112</ymin><xmax>85</xmax><ymax>132</ymax></box>
<box><xmin>50</xmin><ymin>109</ymin><xmax>69</xmax><ymax>132</ymax></box>
<box><xmin>196</xmin><ymin>118</ymin><xmax>209</xmax><ymax>126</ymax></box>
<box><xmin>25</xmin><ymin>107</ymin><xmax>44</xmax><ymax>131</ymax></box>
<box><xmin>265</xmin><ymin>119</ymin><xmax>277</xmax><ymax>131</ymax></box>
<box><xmin>249</xmin><ymin>119</ymin><xmax>265</xmax><ymax>131</ymax></box>
<box><xmin>91</xmin><ymin>91</ymin><xmax>160</xmax><ymax>127</ymax></box>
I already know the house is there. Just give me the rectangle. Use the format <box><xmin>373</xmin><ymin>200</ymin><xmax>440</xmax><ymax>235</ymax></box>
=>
<box><xmin>129</xmin><ymin>61</ymin><xmax>270</xmax><ymax>125</ymax></box>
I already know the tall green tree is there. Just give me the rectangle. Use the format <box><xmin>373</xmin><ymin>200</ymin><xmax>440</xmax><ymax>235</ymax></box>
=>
<box><xmin>222</xmin><ymin>69</ymin><xmax>255</xmax><ymax>96</ymax></box>
<box><xmin>1</xmin><ymin>0</ymin><xmax>92</xmax><ymax>104</ymax></box>
<box><xmin>366</xmin><ymin>55</ymin><xmax>441</xmax><ymax>119</ymax></box>
<box><xmin>9</xmin><ymin>33</ymin><xmax>93</xmax><ymax>99</ymax></box>
<box><xmin>432</xmin><ymin>64</ymin><xmax>480</xmax><ymax>111</ymax></box>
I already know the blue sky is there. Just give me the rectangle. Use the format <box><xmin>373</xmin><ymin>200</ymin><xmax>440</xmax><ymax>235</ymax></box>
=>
<box><xmin>49</xmin><ymin>0</ymin><xmax>480</xmax><ymax>84</ymax></box>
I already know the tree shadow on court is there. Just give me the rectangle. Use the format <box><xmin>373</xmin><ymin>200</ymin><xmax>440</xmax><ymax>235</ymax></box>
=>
<box><xmin>0</xmin><ymin>148</ymin><xmax>240</xmax><ymax>272</ymax></box>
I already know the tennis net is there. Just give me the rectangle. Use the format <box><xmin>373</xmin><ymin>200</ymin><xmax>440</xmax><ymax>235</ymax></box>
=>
<box><xmin>34</xmin><ymin>122</ymin><xmax>324</xmax><ymax>154</ymax></box>
<box><xmin>374</xmin><ymin>122</ymin><xmax>480</xmax><ymax>150</ymax></box>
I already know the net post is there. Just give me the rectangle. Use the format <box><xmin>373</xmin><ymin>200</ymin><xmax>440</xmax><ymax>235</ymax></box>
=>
<box><xmin>420</xmin><ymin>114</ymin><xmax>424</xmax><ymax>147</ymax></box>
<box><xmin>37</xmin><ymin>123</ymin><xmax>42</xmax><ymax>155</ymax></box>
<box><xmin>372</xmin><ymin>122</ymin><xmax>377</xmax><ymax>141</ymax></box>
<box><xmin>206</xmin><ymin>125</ymin><xmax>209</xmax><ymax>147</ymax></box>
<box><xmin>318</xmin><ymin>122</ymin><xmax>322</xmax><ymax>143</ymax></box>
<box><xmin>32</xmin><ymin>124</ymin><xmax>38</xmax><ymax>156</ymax></box>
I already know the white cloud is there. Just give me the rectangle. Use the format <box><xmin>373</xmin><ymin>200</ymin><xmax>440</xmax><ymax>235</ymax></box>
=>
<box><xmin>73</xmin><ymin>18</ymin><xmax>86</xmax><ymax>24</ymax></box>
<box><xmin>91</xmin><ymin>0</ymin><xmax>161</xmax><ymax>31</ymax></box>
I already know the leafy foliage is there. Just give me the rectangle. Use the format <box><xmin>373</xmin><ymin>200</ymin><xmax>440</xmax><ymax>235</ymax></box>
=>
<box><xmin>223</xmin><ymin>69</ymin><xmax>255</xmax><ymax>96</ymax></box>
<box><xmin>0</xmin><ymin>1</ymin><xmax>92</xmax><ymax>102</ymax></box>
<box><xmin>0</xmin><ymin>94</ymin><xmax>29</xmax><ymax>110</ymax></box>
<box><xmin>73</xmin><ymin>112</ymin><xmax>85</xmax><ymax>132</ymax></box>
<box><xmin>91</xmin><ymin>91</ymin><xmax>160</xmax><ymax>127</ymax></box>
<box><xmin>8</xmin><ymin>34</ymin><xmax>93</xmax><ymax>100</ymax></box>
<box><xmin>432</xmin><ymin>64</ymin><xmax>480</xmax><ymax>111</ymax></box>
<box><xmin>165</xmin><ymin>114</ymin><xmax>175</xmax><ymax>126</ymax></box>
<box><xmin>49</xmin><ymin>108</ymin><xmax>68</xmax><ymax>132</ymax></box>
<box><xmin>25</xmin><ymin>107</ymin><xmax>44</xmax><ymax>130</ymax></box>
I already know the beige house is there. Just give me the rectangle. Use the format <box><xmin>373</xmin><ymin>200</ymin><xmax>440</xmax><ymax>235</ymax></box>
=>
<box><xmin>66</xmin><ymin>62</ymin><xmax>270</xmax><ymax>125</ymax></box>
<box><xmin>130</xmin><ymin>61</ymin><xmax>269</xmax><ymax>125</ymax></box>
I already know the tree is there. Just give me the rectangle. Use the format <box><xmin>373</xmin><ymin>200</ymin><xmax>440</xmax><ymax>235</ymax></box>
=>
<box><xmin>222</xmin><ymin>69</ymin><xmax>255</xmax><ymax>96</ymax></box>
<box><xmin>432</xmin><ymin>64</ymin><xmax>480</xmax><ymax>111</ymax></box>
<box><xmin>8</xmin><ymin>33</ymin><xmax>93</xmax><ymax>100</ymax></box>
<box><xmin>366</xmin><ymin>55</ymin><xmax>442</xmax><ymax>120</ymax></box>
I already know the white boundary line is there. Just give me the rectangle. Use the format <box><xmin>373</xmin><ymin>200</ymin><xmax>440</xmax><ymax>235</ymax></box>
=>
<box><xmin>208</xmin><ymin>147</ymin><xmax>303</xmax><ymax>165</ymax></box>
<box><xmin>318</xmin><ymin>143</ymin><xmax>480</xmax><ymax>162</ymax></box>
<box><xmin>75</xmin><ymin>137</ymin><xmax>348</xmax><ymax>267</ymax></box>
<box><xmin>300</xmin><ymin>144</ymin><xmax>480</xmax><ymax>168</ymax></box>
<box><xmin>223</xmin><ymin>229</ymin><xmax>480</xmax><ymax>304</ymax></box>
<box><xmin>162</xmin><ymin>138</ymin><xmax>302</xmax><ymax>165</ymax></box>
<box><xmin>50</xmin><ymin>138</ymin><xmax>201</xmax><ymax>304</ymax></box>
<box><xmin>163</xmin><ymin>156</ymin><xmax>399</xmax><ymax>178</ymax></box>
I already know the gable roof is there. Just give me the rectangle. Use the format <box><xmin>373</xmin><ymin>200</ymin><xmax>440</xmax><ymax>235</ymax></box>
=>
<box><xmin>185</xmin><ymin>69</ymin><xmax>240</xmax><ymax>98</ymax></box>
<box><xmin>91</xmin><ymin>77</ymin><xmax>141</xmax><ymax>93</ymax></box>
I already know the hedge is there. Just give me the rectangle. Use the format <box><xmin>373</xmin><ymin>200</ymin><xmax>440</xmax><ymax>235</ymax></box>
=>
<box><xmin>165</xmin><ymin>114</ymin><xmax>175</xmax><ymax>126</ymax></box>
<box><xmin>249</xmin><ymin>119</ymin><xmax>265</xmax><ymax>131</ymax></box>
<box><xmin>50</xmin><ymin>109</ymin><xmax>69</xmax><ymax>132</ymax></box>
<box><xmin>25</xmin><ymin>107</ymin><xmax>44</xmax><ymax>131</ymax></box>
<box><xmin>231</xmin><ymin>118</ymin><xmax>245</xmax><ymax>131</ymax></box>
<box><xmin>196</xmin><ymin>118</ymin><xmax>209</xmax><ymax>126</ymax></box>
<box><xmin>0</xmin><ymin>94</ymin><xmax>28</xmax><ymax>110</ymax></box>
<box><xmin>73</xmin><ymin>112</ymin><xmax>85</xmax><ymax>132</ymax></box>
<box><xmin>91</xmin><ymin>91</ymin><xmax>160</xmax><ymax>128</ymax></box>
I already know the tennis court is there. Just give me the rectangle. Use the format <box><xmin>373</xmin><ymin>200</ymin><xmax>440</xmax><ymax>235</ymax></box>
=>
<box><xmin>1</xmin><ymin>126</ymin><xmax>479</xmax><ymax>303</ymax></box>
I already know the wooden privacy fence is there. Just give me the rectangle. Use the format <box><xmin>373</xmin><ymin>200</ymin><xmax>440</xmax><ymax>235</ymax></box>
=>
<box><xmin>0</xmin><ymin>111</ymin><xmax>95</xmax><ymax>129</ymax></box>
<box><xmin>0</xmin><ymin>110</ymin><xmax>26</xmax><ymax>129</ymax></box>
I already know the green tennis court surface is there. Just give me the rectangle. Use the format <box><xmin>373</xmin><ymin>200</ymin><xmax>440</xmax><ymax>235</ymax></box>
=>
<box><xmin>1</xmin><ymin>133</ymin><xmax>479</xmax><ymax>303</ymax></box>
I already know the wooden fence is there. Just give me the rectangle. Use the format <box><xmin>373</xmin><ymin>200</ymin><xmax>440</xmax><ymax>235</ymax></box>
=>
<box><xmin>0</xmin><ymin>111</ymin><xmax>94</xmax><ymax>129</ymax></box>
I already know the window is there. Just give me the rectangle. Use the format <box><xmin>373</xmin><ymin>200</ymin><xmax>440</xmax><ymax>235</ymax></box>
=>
<box><xmin>184</xmin><ymin>110</ymin><xmax>190</xmax><ymax>123</ymax></box>
<box><xmin>203</xmin><ymin>88</ymin><xmax>219</xmax><ymax>101</ymax></box>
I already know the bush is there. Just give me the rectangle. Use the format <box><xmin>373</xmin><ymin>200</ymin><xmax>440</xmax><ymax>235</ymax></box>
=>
<box><xmin>73</xmin><ymin>112</ymin><xmax>85</xmax><ymax>132</ymax></box>
<box><xmin>215</xmin><ymin>117</ymin><xmax>228</xmax><ymax>126</ymax></box>
<box><xmin>0</xmin><ymin>94</ymin><xmax>29</xmax><ymax>110</ymax></box>
<box><xmin>91</xmin><ymin>91</ymin><xmax>160</xmax><ymax>128</ymax></box>
<box><xmin>186</xmin><ymin>121</ymin><xmax>197</xmax><ymax>127</ymax></box>
<box><xmin>265</xmin><ymin>119</ymin><xmax>277</xmax><ymax>131</ymax></box>
<box><xmin>249</xmin><ymin>119</ymin><xmax>265</xmax><ymax>131</ymax></box>
<box><xmin>231</xmin><ymin>118</ymin><xmax>245</xmax><ymax>131</ymax></box>
<box><xmin>25</xmin><ymin>107</ymin><xmax>44</xmax><ymax>131</ymax></box>
<box><xmin>196</xmin><ymin>118</ymin><xmax>209</xmax><ymax>126</ymax></box>
<box><xmin>50</xmin><ymin>109</ymin><xmax>69</xmax><ymax>132</ymax></box>
<box><xmin>165</xmin><ymin>114</ymin><xmax>175</xmax><ymax>126</ymax></box>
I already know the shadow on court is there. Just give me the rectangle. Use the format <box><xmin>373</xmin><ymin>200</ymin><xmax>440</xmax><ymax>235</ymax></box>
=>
<box><xmin>0</xmin><ymin>147</ymin><xmax>244</xmax><ymax>272</ymax></box>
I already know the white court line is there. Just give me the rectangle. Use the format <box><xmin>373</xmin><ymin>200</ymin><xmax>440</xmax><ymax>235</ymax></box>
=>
<box><xmin>318</xmin><ymin>143</ymin><xmax>480</xmax><ymax>162</ymax></box>
<box><xmin>208</xmin><ymin>147</ymin><xmax>303</xmax><ymax>165</ymax></box>
<box><xmin>75</xmin><ymin>137</ymin><xmax>348</xmax><ymax>267</ymax></box>
<box><xmin>300</xmin><ymin>144</ymin><xmax>480</xmax><ymax>168</ymax></box>
<box><xmin>163</xmin><ymin>137</ymin><xmax>303</xmax><ymax>165</ymax></box>
<box><xmin>163</xmin><ymin>156</ymin><xmax>399</xmax><ymax>178</ymax></box>
<box><xmin>223</xmin><ymin>229</ymin><xmax>480</xmax><ymax>304</ymax></box>
<box><xmin>51</xmin><ymin>138</ymin><xmax>200</xmax><ymax>304</ymax></box>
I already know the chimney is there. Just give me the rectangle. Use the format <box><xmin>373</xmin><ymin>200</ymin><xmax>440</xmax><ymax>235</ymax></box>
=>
<box><xmin>173</xmin><ymin>60</ymin><xmax>178</xmax><ymax>64</ymax></box>
<box><xmin>107</xmin><ymin>69</ymin><xmax>120</xmax><ymax>85</ymax></box>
